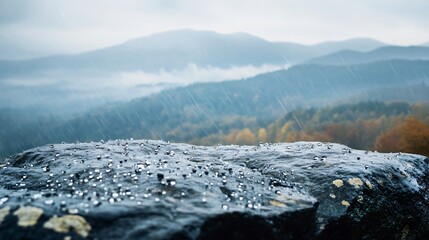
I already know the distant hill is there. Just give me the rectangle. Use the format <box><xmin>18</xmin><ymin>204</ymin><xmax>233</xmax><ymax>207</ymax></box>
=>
<box><xmin>307</xmin><ymin>46</ymin><xmax>429</xmax><ymax>65</ymax></box>
<box><xmin>0</xmin><ymin>29</ymin><xmax>385</xmax><ymax>78</ymax></box>
<box><xmin>310</xmin><ymin>38</ymin><xmax>386</xmax><ymax>53</ymax></box>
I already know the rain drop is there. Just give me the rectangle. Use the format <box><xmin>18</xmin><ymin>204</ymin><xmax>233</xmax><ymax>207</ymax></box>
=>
<box><xmin>68</xmin><ymin>209</ymin><xmax>79</xmax><ymax>214</ymax></box>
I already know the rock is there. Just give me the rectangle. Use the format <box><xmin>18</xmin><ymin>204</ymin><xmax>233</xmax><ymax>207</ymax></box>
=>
<box><xmin>0</xmin><ymin>140</ymin><xmax>427</xmax><ymax>239</ymax></box>
<box><xmin>0</xmin><ymin>206</ymin><xmax>10</xmax><ymax>224</ymax></box>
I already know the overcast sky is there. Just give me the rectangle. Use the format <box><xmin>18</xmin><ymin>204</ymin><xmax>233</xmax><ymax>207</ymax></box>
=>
<box><xmin>1</xmin><ymin>0</ymin><xmax>428</xmax><ymax>59</ymax></box>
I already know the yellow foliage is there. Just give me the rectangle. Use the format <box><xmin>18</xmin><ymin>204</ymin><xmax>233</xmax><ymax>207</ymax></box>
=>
<box><xmin>235</xmin><ymin>128</ymin><xmax>256</xmax><ymax>145</ymax></box>
<box><xmin>276</xmin><ymin>122</ymin><xmax>292</xmax><ymax>142</ymax></box>
<box><xmin>375</xmin><ymin>117</ymin><xmax>429</xmax><ymax>156</ymax></box>
<box><xmin>257</xmin><ymin>128</ymin><xmax>267</xmax><ymax>142</ymax></box>
<box><xmin>225</xmin><ymin>130</ymin><xmax>239</xmax><ymax>143</ymax></box>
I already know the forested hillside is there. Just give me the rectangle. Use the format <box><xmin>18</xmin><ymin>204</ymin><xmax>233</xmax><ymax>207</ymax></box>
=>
<box><xmin>42</xmin><ymin>59</ymin><xmax>429</xmax><ymax>141</ymax></box>
<box><xmin>1</xmin><ymin>59</ymin><xmax>429</xmax><ymax>157</ymax></box>
<box><xmin>2</xmin><ymin>101</ymin><xmax>428</xmax><ymax>157</ymax></box>
<box><xmin>209</xmin><ymin>102</ymin><xmax>429</xmax><ymax>156</ymax></box>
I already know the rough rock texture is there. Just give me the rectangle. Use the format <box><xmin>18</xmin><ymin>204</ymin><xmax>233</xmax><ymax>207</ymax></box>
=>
<box><xmin>0</xmin><ymin>140</ymin><xmax>428</xmax><ymax>239</ymax></box>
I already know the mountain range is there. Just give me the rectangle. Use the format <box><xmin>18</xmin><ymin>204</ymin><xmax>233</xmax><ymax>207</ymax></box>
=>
<box><xmin>0</xmin><ymin>29</ymin><xmax>396</xmax><ymax>113</ymax></box>
<box><xmin>0</xmin><ymin>29</ymin><xmax>386</xmax><ymax>78</ymax></box>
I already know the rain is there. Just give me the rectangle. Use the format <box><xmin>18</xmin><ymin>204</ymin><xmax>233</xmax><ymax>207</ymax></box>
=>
<box><xmin>0</xmin><ymin>1</ymin><xmax>429</xmax><ymax>239</ymax></box>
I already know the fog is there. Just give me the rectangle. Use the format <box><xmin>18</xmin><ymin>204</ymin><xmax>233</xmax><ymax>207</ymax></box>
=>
<box><xmin>0</xmin><ymin>63</ymin><xmax>288</xmax><ymax>112</ymax></box>
<box><xmin>115</xmin><ymin>63</ymin><xmax>289</xmax><ymax>86</ymax></box>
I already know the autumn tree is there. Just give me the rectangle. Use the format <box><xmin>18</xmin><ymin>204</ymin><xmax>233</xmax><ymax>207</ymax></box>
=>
<box><xmin>412</xmin><ymin>103</ymin><xmax>429</xmax><ymax>124</ymax></box>
<box><xmin>375</xmin><ymin>117</ymin><xmax>429</xmax><ymax>156</ymax></box>
<box><xmin>225</xmin><ymin>130</ymin><xmax>239</xmax><ymax>143</ymax></box>
<box><xmin>235</xmin><ymin>128</ymin><xmax>256</xmax><ymax>145</ymax></box>
<box><xmin>275</xmin><ymin>122</ymin><xmax>293</xmax><ymax>142</ymax></box>
<box><xmin>257</xmin><ymin>128</ymin><xmax>268</xmax><ymax>142</ymax></box>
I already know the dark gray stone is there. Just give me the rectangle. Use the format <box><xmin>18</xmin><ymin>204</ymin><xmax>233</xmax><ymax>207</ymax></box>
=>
<box><xmin>0</xmin><ymin>140</ymin><xmax>427</xmax><ymax>239</ymax></box>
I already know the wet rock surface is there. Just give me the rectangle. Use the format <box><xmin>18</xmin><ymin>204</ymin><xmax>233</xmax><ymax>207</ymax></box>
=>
<box><xmin>0</xmin><ymin>140</ymin><xmax>428</xmax><ymax>239</ymax></box>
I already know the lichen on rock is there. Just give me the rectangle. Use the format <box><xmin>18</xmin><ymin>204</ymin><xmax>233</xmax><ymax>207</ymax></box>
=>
<box><xmin>269</xmin><ymin>200</ymin><xmax>287</xmax><ymax>208</ymax></box>
<box><xmin>43</xmin><ymin>215</ymin><xmax>91</xmax><ymax>238</ymax></box>
<box><xmin>348</xmin><ymin>177</ymin><xmax>363</xmax><ymax>188</ymax></box>
<box><xmin>13</xmin><ymin>206</ymin><xmax>43</xmax><ymax>227</ymax></box>
<box><xmin>341</xmin><ymin>200</ymin><xmax>350</xmax><ymax>207</ymax></box>
<box><xmin>332</xmin><ymin>179</ymin><xmax>344</xmax><ymax>187</ymax></box>
<box><xmin>365</xmin><ymin>179</ymin><xmax>373</xmax><ymax>189</ymax></box>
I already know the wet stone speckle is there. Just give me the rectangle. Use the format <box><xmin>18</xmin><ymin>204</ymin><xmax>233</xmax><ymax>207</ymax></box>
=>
<box><xmin>0</xmin><ymin>140</ymin><xmax>427</xmax><ymax>239</ymax></box>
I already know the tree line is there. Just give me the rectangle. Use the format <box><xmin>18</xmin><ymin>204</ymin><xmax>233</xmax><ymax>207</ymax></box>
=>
<box><xmin>189</xmin><ymin>101</ymin><xmax>429</xmax><ymax>157</ymax></box>
<box><xmin>1</xmin><ymin>101</ymin><xmax>428</xmax><ymax>157</ymax></box>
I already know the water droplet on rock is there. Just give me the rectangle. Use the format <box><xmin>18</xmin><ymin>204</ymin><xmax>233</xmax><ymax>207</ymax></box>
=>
<box><xmin>167</xmin><ymin>179</ymin><xmax>176</xmax><ymax>186</ymax></box>
<box><xmin>68</xmin><ymin>208</ymin><xmax>79</xmax><ymax>214</ymax></box>
<box><xmin>44</xmin><ymin>199</ymin><xmax>55</xmax><ymax>205</ymax></box>
<box><xmin>0</xmin><ymin>197</ymin><xmax>8</xmax><ymax>205</ymax></box>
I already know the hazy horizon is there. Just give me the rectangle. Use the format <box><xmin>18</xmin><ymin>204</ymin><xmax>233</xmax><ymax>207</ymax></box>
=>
<box><xmin>0</xmin><ymin>28</ymin><xmax>426</xmax><ymax>61</ymax></box>
<box><xmin>0</xmin><ymin>28</ymin><xmax>399</xmax><ymax>60</ymax></box>
<box><xmin>1</xmin><ymin>0</ymin><xmax>428</xmax><ymax>60</ymax></box>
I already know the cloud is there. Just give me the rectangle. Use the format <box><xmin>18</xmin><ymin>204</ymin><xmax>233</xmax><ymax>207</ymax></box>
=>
<box><xmin>113</xmin><ymin>63</ymin><xmax>290</xmax><ymax>87</ymax></box>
